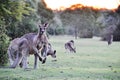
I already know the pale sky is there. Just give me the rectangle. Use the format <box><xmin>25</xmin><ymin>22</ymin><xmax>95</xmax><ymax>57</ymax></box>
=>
<box><xmin>44</xmin><ymin>0</ymin><xmax>120</xmax><ymax>10</ymax></box>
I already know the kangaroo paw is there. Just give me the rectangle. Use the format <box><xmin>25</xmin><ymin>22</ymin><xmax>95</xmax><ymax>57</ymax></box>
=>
<box><xmin>42</xmin><ymin>60</ymin><xmax>46</xmax><ymax>64</ymax></box>
<box><xmin>42</xmin><ymin>58</ymin><xmax>46</xmax><ymax>64</ymax></box>
<box><xmin>39</xmin><ymin>57</ymin><xmax>42</xmax><ymax>62</ymax></box>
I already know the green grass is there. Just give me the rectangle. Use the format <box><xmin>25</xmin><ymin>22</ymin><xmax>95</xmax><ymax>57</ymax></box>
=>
<box><xmin>0</xmin><ymin>36</ymin><xmax>120</xmax><ymax>80</ymax></box>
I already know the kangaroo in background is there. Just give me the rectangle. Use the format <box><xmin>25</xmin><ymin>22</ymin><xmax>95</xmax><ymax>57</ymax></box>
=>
<box><xmin>106</xmin><ymin>34</ymin><xmax>113</xmax><ymax>45</ymax></box>
<box><xmin>41</xmin><ymin>43</ymin><xmax>56</xmax><ymax>63</ymax></box>
<box><xmin>8</xmin><ymin>23</ymin><xmax>49</xmax><ymax>69</ymax></box>
<box><xmin>65</xmin><ymin>40</ymin><xmax>76</xmax><ymax>53</ymax></box>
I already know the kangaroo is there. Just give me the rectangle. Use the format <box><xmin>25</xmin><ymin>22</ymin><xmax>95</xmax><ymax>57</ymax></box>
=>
<box><xmin>8</xmin><ymin>23</ymin><xmax>49</xmax><ymax>69</ymax></box>
<box><xmin>41</xmin><ymin>43</ymin><xmax>56</xmax><ymax>63</ymax></box>
<box><xmin>8</xmin><ymin>38</ymin><xmax>29</xmax><ymax>69</ymax></box>
<box><xmin>21</xmin><ymin>23</ymin><xmax>49</xmax><ymax>68</ymax></box>
<box><xmin>65</xmin><ymin>40</ymin><xmax>76</xmax><ymax>53</ymax></box>
<box><xmin>19</xmin><ymin>43</ymin><xmax>56</xmax><ymax>68</ymax></box>
<box><xmin>106</xmin><ymin>34</ymin><xmax>113</xmax><ymax>45</ymax></box>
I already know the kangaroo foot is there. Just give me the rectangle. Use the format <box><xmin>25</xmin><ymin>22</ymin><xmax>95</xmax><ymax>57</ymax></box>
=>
<box><xmin>42</xmin><ymin>58</ymin><xmax>46</xmax><ymax>64</ymax></box>
<box><xmin>39</xmin><ymin>57</ymin><xmax>42</xmax><ymax>62</ymax></box>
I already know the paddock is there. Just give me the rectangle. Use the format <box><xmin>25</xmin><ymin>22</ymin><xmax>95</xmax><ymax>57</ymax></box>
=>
<box><xmin>0</xmin><ymin>36</ymin><xmax>120</xmax><ymax>80</ymax></box>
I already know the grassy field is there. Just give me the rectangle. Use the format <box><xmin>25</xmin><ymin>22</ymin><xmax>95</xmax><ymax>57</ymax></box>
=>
<box><xmin>0</xmin><ymin>36</ymin><xmax>120</xmax><ymax>80</ymax></box>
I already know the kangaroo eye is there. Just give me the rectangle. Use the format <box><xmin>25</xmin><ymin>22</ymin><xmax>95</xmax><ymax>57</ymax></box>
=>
<box><xmin>40</xmin><ymin>27</ymin><xmax>42</xmax><ymax>30</ymax></box>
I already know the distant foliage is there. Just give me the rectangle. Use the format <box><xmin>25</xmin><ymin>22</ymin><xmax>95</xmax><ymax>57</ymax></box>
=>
<box><xmin>0</xmin><ymin>34</ymin><xmax>9</xmax><ymax>65</ymax></box>
<box><xmin>98</xmin><ymin>11</ymin><xmax>120</xmax><ymax>41</ymax></box>
<box><xmin>113</xmin><ymin>24</ymin><xmax>120</xmax><ymax>41</ymax></box>
<box><xmin>79</xmin><ymin>29</ymin><xmax>93</xmax><ymax>38</ymax></box>
<box><xmin>6</xmin><ymin>15</ymin><xmax>38</xmax><ymax>39</ymax></box>
<box><xmin>116</xmin><ymin>5</ymin><xmax>120</xmax><ymax>14</ymax></box>
<box><xmin>60</xmin><ymin>7</ymin><xmax>96</xmax><ymax>38</ymax></box>
<box><xmin>55</xmin><ymin>27</ymin><xmax>65</xmax><ymax>35</ymax></box>
<box><xmin>37</xmin><ymin>1</ymin><xmax>54</xmax><ymax>23</ymax></box>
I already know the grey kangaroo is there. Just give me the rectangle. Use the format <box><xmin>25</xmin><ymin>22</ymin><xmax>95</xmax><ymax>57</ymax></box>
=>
<box><xmin>65</xmin><ymin>40</ymin><xmax>76</xmax><ymax>53</ymax></box>
<box><xmin>8</xmin><ymin>23</ymin><xmax>49</xmax><ymax>69</ymax></box>
<box><xmin>8</xmin><ymin>37</ymin><xmax>29</xmax><ymax>69</ymax></box>
<box><xmin>41</xmin><ymin>43</ymin><xmax>56</xmax><ymax>63</ymax></box>
<box><xmin>21</xmin><ymin>23</ymin><xmax>49</xmax><ymax>68</ymax></box>
<box><xmin>19</xmin><ymin>43</ymin><xmax>56</xmax><ymax>68</ymax></box>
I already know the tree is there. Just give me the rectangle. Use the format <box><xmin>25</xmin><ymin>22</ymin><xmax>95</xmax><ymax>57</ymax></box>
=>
<box><xmin>97</xmin><ymin>10</ymin><xmax>120</xmax><ymax>41</ymax></box>
<box><xmin>60</xmin><ymin>6</ymin><xmax>97</xmax><ymax>38</ymax></box>
<box><xmin>37</xmin><ymin>0</ymin><xmax>54</xmax><ymax>23</ymax></box>
<box><xmin>114</xmin><ymin>5</ymin><xmax>120</xmax><ymax>41</ymax></box>
<box><xmin>0</xmin><ymin>0</ymin><xmax>34</xmax><ymax>65</ymax></box>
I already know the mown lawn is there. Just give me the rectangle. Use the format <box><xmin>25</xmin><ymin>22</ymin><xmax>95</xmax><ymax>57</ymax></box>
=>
<box><xmin>0</xmin><ymin>36</ymin><xmax>120</xmax><ymax>80</ymax></box>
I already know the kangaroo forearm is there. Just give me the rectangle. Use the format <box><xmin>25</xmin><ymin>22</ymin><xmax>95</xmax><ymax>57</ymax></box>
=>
<box><xmin>33</xmin><ymin>46</ymin><xmax>42</xmax><ymax>61</ymax></box>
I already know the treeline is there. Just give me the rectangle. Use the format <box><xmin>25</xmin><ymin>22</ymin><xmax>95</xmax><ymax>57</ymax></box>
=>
<box><xmin>57</xmin><ymin>4</ymin><xmax>120</xmax><ymax>40</ymax></box>
<box><xmin>47</xmin><ymin>4</ymin><xmax>120</xmax><ymax>40</ymax></box>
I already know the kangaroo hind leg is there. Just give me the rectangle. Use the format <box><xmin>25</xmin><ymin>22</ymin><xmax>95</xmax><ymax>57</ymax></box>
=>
<box><xmin>10</xmin><ymin>51</ymin><xmax>23</xmax><ymax>68</ymax></box>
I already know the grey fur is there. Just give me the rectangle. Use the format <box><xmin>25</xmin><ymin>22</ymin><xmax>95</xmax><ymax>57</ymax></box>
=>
<box><xmin>8</xmin><ymin>38</ymin><xmax>29</xmax><ymax>68</ymax></box>
<box><xmin>8</xmin><ymin>23</ymin><xmax>49</xmax><ymax>69</ymax></box>
<box><xmin>65</xmin><ymin>40</ymin><xmax>76</xmax><ymax>53</ymax></box>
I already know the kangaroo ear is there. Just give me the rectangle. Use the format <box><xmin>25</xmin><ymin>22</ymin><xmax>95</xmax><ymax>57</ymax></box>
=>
<box><xmin>43</xmin><ymin>23</ymin><xmax>49</xmax><ymax>28</ymax></box>
<box><xmin>39</xmin><ymin>25</ymin><xmax>41</xmax><ymax>27</ymax></box>
<box><xmin>38</xmin><ymin>24</ymin><xmax>42</xmax><ymax>28</ymax></box>
<box><xmin>54</xmin><ymin>50</ymin><xmax>56</xmax><ymax>54</ymax></box>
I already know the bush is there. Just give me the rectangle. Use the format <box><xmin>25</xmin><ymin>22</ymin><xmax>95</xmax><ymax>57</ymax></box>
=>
<box><xmin>55</xmin><ymin>27</ymin><xmax>65</xmax><ymax>35</ymax></box>
<box><xmin>0</xmin><ymin>34</ymin><xmax>10</xmax><ymax>66</ymax></box>
<box><xmin>47</xmin><ymin>26</ymin><xmax>65</xmax><ymax>35</ymax></box>
<box><xmin>79</xmin><ymin>29</ymin><xmax>93</xmax><ymax>38</ymax></box>
<box><xmin>101</xmin><ymin>25</ymin><xmax>119</xmax><ymax>41</ymax></box>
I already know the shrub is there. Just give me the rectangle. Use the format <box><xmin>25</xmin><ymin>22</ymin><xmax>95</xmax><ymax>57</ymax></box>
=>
<box><xmin>79</xmin><ymin>29</ymin><xmax>93</xmax><ymax>38</ymax></box>
<box><xmin>0</xmin><ymin>34</ymin><xmax>10</xmax><ymax>66</ymax></box>
<box><xmin>55</xmin><ymin>27</ymin><xmax>65</xmax><ymax>35</ymax></box>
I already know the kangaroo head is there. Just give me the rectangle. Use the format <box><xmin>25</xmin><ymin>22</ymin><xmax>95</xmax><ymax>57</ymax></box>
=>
<box><xmin>47</xmin><ymin>50</ymin><xmax>56</xmax><ymax>58</ymax></box>
<box><xmin>38</xmin><ymin>23</ymin><xmax>49</xmax><ymax>35</ymax></box>
<box><xmin>70</xmin><ymin>40</ymin><xmax>74</xmax><ymax>43</ymax></box>
<box><xmin>46</xmin><ymin>43</ymin><xmax>56</xmax><ymax>58</ymax></box>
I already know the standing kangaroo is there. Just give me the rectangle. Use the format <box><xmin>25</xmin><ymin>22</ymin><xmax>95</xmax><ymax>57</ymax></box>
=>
<box><xmin>19</xmin><ymin>43</ymin><xmax>56</xmax><ymax>68</ymax></box>
<box><xmin>8</xmin><ymin>23</ymin><xmax>49</xmax><ymax>69</ymax></box>
<box><xmin>106</xmin><ymin>34</ymin><xmax>113</xmax><ymax>45</ymax></box>
<box><xmin>21</xmin><ymin>23</ymin><xmax>49</xmax><ymax>68</ymax></box>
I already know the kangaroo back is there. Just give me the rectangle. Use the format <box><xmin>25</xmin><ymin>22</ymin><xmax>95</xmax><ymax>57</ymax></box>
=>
<box><xmin>65</xmin><ymin>40</ymin><xmax>76</xmax><ymax>53</ymax></box>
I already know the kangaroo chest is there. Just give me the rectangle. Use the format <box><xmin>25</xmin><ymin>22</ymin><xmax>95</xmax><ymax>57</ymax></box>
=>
<box><xmin>29</xmin><ymin>37</ymin><xmax>44</xmax><ymax>55</ymax></box>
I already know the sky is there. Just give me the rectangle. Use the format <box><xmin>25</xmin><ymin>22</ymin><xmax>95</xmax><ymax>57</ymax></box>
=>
<box><xmin>44</xmin><ymin>0</ymin><xmax>120</xmax><ymax>10</ymax></box>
